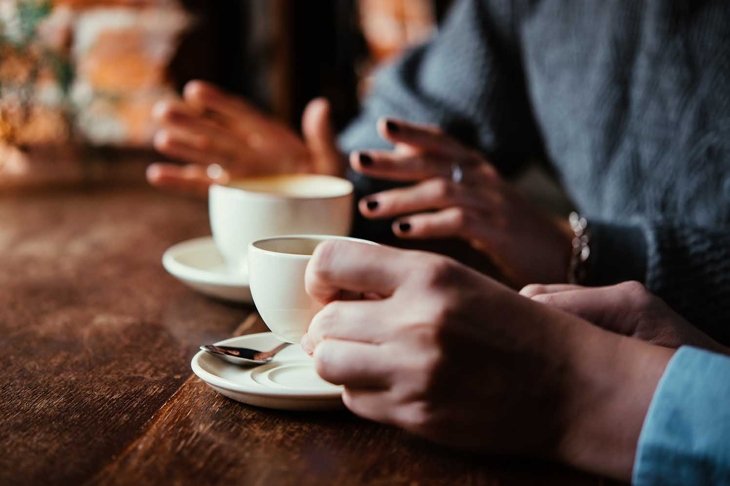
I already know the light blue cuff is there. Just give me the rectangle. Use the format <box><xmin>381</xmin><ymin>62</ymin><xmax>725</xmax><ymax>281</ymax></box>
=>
<box><xmin>633</xmin><ymin>346</ymin><xmax>730</xmax><ymax>485</ymax></box>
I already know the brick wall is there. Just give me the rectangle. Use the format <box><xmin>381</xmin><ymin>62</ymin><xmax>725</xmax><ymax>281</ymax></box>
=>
<box><xmin>69</xmin><ymin>2</ymin><xmax>189</xmax><ymax>146</ymax></box>
<box><xmin>0</xmin><ymin>0</ymin><xmax>189</xmax><ymax>148</ymax></box>
<box><xmin>356</xmin><ymin>0</ymin><xmax>436</xmax><ymax>96</ymax></box>
<box><xmin>358</xmin><ymin>0</ymin><xmax>435</xmax><ymax>63</ymax></box>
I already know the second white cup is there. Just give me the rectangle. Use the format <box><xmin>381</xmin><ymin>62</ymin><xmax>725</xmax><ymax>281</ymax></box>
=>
<box><xmin>210</xmin><ymin>174</ymin><xmax>354</xmax><ymax>273</ymax></box>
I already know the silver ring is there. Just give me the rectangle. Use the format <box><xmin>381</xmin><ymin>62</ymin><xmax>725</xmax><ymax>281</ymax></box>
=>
<box><xmin>450</xmin><ymin>162</ymin><xmax>464</xmax><ymax>184</ymax></box>
<box><xmin>206</xmin><ymin>163</ymin><xmax>227</xmax><ymax>181</ymax></box>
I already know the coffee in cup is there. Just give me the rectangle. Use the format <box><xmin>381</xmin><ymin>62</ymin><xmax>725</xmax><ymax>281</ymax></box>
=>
<box><xmin>209</xmin><ymin>174</ymin><xmax>353</xmax><ymax>272</ymax></box>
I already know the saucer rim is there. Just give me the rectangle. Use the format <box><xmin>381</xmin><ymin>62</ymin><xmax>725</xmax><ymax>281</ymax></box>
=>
<box><xmin>162</xmin><ymin>236</ymin><xmax>248</xmax><ymax>287</ymax></box>
<box><xmin>191</xmin><ymin>332</ymin><xmax>343</xmax><ymax>399</ymax></box>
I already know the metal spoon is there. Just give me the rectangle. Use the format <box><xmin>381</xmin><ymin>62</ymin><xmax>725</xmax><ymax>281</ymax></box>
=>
<box><xmin>200</xmin><ymin>342</ymin><xmax>291</xmax><ymax>366</ymax></box>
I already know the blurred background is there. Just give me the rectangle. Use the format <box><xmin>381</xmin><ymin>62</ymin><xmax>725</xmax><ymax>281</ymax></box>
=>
<box><xmin>0</xmin><ymin>0</ymin><xmax>454</xmax><ymax>188</ymax></box>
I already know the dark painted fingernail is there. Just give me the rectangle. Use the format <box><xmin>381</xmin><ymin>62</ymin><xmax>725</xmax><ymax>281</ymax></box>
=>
<box><xmin>398</xmin><ymin>221</ymin><xmax>411</xmax><ymax>232</ymax></box>
<box><xmin>359</xmin><ymin>152</ymin><xmax>373</xmax><ymax>167</ymax></box>
<box><xmin>365</xmin><ymin>199</ymin><xmax>379</xmax><ymax>211</ymax></box>
<box><xmin>385</xmin><ymin>120</ymin><xmax>400</xmax><ymax>133</ymax></box>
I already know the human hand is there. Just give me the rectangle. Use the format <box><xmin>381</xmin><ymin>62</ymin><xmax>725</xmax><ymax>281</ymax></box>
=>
<box><xmin>520</xmin><ymin>281</ymin><xmax>729</xmax><ymax>355</ymax></box>
<box><xmin>147</xmin><ymin>80</ymin><xmax>343</xmax><ymax>197</ymax></box>
<box><xmin>299</xmin><ymin>241</ymin><xmax>672</xmax><ymax>483</ymax></box>
<box><xmin>301</xmin><ymin>241</ymin><xmax>566</xmax><ymax>453</ymax></box>
<box><xmin>350</xmin><ymin>119</ymin><xmax>572</xmax><ymax>287</ymax></box>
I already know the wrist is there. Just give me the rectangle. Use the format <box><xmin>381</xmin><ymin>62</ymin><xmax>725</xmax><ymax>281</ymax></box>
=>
<box><xmin>545</xmin><ymin>216</ymin><xmax>574</xmax><ymax>284</ymax></box>
<box><xmin>554</xmin><ymin>328</ymin><xmax>674</xmax><ymax>480</ymax></box>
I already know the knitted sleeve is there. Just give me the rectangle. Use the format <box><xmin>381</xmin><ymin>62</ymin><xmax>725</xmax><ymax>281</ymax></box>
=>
<box><xmin>645</xmin><ymin>224</ymin><xmax>730</xmax><ymax>342</ymax></box>
<box><xmin>339</xmin><ymin>0</ymin><xmax>544</xmax><ymax>174</ymax></box>
<box><xmin>339</xmin><ymin>0</ymin><xmax>544</xmax><ymax>241</ymax></box>
<box><xmin>588</xmin><ymin>221</ymin><xmax>730</xmax><ymax>343</ymax></box>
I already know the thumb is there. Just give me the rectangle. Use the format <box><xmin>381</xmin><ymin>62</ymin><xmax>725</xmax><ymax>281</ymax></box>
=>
<box><xmin>302</xmin><ymin>98</ymin><xmax>343</xmax><ymax>176</ymax></box>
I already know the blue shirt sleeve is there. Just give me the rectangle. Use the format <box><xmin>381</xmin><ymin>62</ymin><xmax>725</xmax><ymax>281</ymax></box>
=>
<box><xmin>633</xmin><ymin>346</ymin><xmax>730</xmax><ymax>485</ymax></box>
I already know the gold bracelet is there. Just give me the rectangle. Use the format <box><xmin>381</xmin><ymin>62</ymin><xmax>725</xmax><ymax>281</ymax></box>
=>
<box><xmin>568</xmin><ymin>212</ymin><xmax>591</xmax><ymax>284</ymax></box>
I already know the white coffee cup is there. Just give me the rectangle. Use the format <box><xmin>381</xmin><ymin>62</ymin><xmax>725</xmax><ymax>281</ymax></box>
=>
<box><xmin>248</xmin><ymin>235</ymin><xmax>376</xmax><ymax>343</ymax></box>
<box><xmin>209</xmin><ymin>174</ymin><xmax>354</xmax><ymax>272</ymax></box>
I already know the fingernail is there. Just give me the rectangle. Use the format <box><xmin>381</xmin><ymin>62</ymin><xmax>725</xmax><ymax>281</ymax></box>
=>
<box><xmin>385</xmin><ymin>120</ymin><xmax>400</xmax><ymax>133</ymax></box>
<box><xmin>359</xmin><ymin>152</ymin><xmax>373</xmax><ymax>167</ymax></box>
<box><xmin>300</xmin><ymin>335</ymin><xmax>313</xmax><ymax>355</ymax></box>
<box><xmin>146</xmin><ymin>164</ymin><xmax>162</xmax><ymax>179</ymax></box>
<box><xmin>398</xmin><ymin>221</ymin><xmax>411</xmax><ymax>232</ymax></box>
<box><xmin>365</xmin><ymin>199</ymin><xmax>379</xmax><ymax>211</ymax></box>
<box><xmin>153</xmin><ymin>131</ymin><xmax>170</xmax><ymax>149</ymax></box>
<box><xmin>152</xmin><ymin>101</ymin><xmax>169</xmax><ymax>120</ymax></box>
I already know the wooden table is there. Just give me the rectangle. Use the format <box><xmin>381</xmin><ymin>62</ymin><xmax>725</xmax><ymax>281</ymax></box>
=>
<box><xmin>0</xmin><ymin>178</ymin><xmax>616</xmax><ymax>485</ymax></box>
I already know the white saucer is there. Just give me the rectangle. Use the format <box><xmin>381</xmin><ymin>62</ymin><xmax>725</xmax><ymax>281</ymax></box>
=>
<box><xmin>162</xmin><ymin>236</ymin><xmax>253</xmax><ymax>304</ymax></box>
<box><xmin>191</xmin><ymin>332</ymin><xmax>344</xmax><ymax>411</ymax></box>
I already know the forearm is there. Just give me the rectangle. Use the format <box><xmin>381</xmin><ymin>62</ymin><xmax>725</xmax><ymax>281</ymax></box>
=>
<box><xmin>554</xmin><ymin>324</ymin><xmax>674</xmax><ymax>480</ymax></box>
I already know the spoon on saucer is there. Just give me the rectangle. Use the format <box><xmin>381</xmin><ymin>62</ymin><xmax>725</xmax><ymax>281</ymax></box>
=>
<box><xmin>200</xmin><ymin>342</ymin><xmax>291</xmax><ymax>366</ymax></box>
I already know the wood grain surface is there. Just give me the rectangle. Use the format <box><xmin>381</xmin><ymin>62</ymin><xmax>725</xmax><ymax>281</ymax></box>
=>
<box><xmin>92</xmin><ymin>313</ymin><xmax>612</xmax><ymax>486</ymax></box>
<box><xmin>0</xmin><ymin>181</ymin><xmax>616</xmax><ymax>485</ymax></box>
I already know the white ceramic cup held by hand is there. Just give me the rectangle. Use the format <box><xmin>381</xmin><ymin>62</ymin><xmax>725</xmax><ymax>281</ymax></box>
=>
<box><xmin>248</xmin><ymin>235</ymin><xmax>377</xmax><ymax>343</ymax></box>
<box><xmin>209</xmin><ymin>174</ymin><xmax>354</xmax><ymax>273</ymax></box>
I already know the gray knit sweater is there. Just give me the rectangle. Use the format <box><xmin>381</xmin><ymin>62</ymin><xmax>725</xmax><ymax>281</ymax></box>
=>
<box><xmin>339</xmin><ymin>0</ymin><xmax>730</xmax><ymax>341</ymax></box>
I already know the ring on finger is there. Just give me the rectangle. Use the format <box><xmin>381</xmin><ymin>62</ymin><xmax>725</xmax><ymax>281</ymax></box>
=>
<box><xmin>206</xmin><ymin>163</ymin><xmax>229</xmax><ymax>182</ymax></box>
<box><xmin>450</xmin><ymin>162</ymin><xmax>464</xmax><ymax>184</ymax></box>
